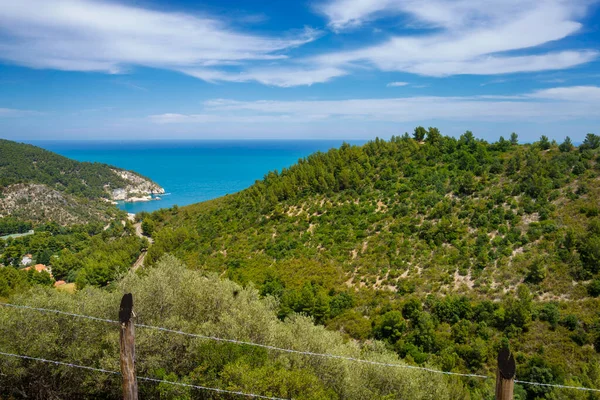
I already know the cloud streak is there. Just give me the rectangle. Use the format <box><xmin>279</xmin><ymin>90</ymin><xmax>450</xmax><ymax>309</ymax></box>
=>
<box><xmin>315</xmin><ymin>0</ymin><xmax>597</xmax><ymax>76</ymax></box>
<box><xmin>387</xmin><ymin>82</ymin><xmax>409</xmax><ymax>87</ymax></box>
<box><xmin>0</xmin><ymin>0</ymin><xmax>318</xmax><ymax>84</ymax></box>
<box><xmin>0</xmin><ymin>108</ymin><xmax>42</xmax><ymax>117</ymax></box>
<box><xmin>149</xmin><ymin>86</ymin><xmax>600</xmax><ymax>124</ymax></box>
<box><xmin>0</xmin><ymin>0</ymin><xmax>596</xmax><ymax>87</ymax></box>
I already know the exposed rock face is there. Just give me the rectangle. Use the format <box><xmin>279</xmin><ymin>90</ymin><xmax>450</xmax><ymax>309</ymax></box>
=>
<box><xmin>109</xmin><ymin>169</ymin><xmax>165</xmax><ymax>202</ymax></box>
<box><xmin>0</xmin><ymin>184</ymin><xmax>117</xmax><ymax>225</ymax></box>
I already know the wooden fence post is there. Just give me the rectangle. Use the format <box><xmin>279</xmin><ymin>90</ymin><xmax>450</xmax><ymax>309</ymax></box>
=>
<box><xmin>496</xmin><ymin>348</ymin><xmax>516</xmax><ymax>400</ymax></box>
<box><xmin>119</xmin><ymin>293</ymin><xmax>138</xmax><ymax>400</ymax></box>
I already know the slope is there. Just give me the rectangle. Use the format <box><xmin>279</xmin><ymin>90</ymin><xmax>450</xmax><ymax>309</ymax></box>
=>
<box><xmin>0</xmin><ymin>139</ymin><xmax>164</xmax><ymax>225</ymax></box>
<box><xmin>146</xmin><ymin>130</ymin><xmax>600</xmax><ymax>396</ymax></box>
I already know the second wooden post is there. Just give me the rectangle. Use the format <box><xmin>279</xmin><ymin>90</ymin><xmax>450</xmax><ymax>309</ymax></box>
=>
<box><xmin>119</xmin><ymin>293</ymin><xmax>138</xmax><ymax>400</ymax></box>
<box><xmin>496</xmin><ymin>347</ymin><xmax>516</xmax><ymax>400</ymax></box>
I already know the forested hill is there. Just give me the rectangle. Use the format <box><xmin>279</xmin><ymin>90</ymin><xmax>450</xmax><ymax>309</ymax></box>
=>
<box><xmin>146</xmin><ymin>129</ymin><xmax>600</xmax><ymax>395</ymax></box>
<box><xmin>0</xmin><ymin>139</ymin><xmax>161</xmax><ymax>225</ymax></box>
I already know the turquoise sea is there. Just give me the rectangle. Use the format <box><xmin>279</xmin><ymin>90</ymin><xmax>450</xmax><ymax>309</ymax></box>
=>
<box><xmin>30</xmin><ymin>140</ymin><xmax>359</xmax><ymax>214</ymax></box>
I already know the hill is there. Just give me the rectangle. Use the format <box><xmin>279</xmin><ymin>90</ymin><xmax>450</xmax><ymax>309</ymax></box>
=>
<box><xmin>145</xmin><ymin>130</ymin><xmax>600</xmax><ymax>397</ymax></box>
<box><xmin>0</xmin><ymin>139</ymin><xmax>164</xmax><ymax>226</ymax></box>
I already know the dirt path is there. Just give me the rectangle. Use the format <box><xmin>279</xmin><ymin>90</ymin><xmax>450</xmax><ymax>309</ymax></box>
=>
<box><xmin>131</xmin><ymin>215</ymin><xmax>153</xmax><ymax>270</ymax></box>
<box><xmin>132</xmin><ymin>251</ymin><xmax>147</xmax><ymax>271</ymax></box>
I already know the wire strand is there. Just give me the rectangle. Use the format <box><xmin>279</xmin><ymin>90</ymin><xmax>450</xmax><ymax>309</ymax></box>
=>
<box><xmin>4</xmin><ymin>302</ymin><xmax>600</xmax><ymax>393</ymax></box>
<box><xmin>0</xmin><ymin>302</ymin><xmax>489</xmax><ymax>379</ymax></box>
<box><xmin>514</xmin><ymin>380</ymin><xmax>600</xmax><ymax>393</ymax></box>
<box><xmin>0</xmin><ymin>351</ymin><xmax>287</xmax><ymax>400</ymax></box>
<box><xmin>0</xmin><ymin>302</ymin><xmax>117</xmax><ymax>324</ymax></box>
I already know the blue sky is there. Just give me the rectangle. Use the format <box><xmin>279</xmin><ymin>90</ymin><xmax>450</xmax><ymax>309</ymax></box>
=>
<box><xmin>0</xmin><ymin>0</ymin><xmax>599</xmax><ymax>142</ymax></box>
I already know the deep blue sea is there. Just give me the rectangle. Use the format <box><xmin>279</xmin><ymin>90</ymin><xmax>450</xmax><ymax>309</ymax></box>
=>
<box><xmin>30</xmin><ymin>140</ymin><xmax>360</xmax><ymax>214</ymax></box>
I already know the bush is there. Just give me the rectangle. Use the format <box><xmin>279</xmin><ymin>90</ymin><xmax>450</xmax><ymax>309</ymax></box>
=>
<box><xmin>0</xmin><ymin>255</ymin><xmax>465</xmax><ymax>399</ymax></box>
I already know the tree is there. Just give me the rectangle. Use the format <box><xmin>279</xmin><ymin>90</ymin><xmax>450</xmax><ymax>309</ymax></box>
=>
<box><xmin>538</xmin><ymin>135</ymin><xmax>551</xmax><ymax>150</ymax></box>
<box><xmin>141</xmin><ymin>218</ymin><xmax>156</xmax><ymax>237</ymax></box>
<box><xmin>559</xmin><ymin>136</ymin><xmax>574</xmax><ymax>152</ymax></box>
<box><xmin>413</xmin><ymin>126</ymin><xmax>427</xmax><ymax>142</ymax></box>
<box><xmin>510</xmin><ymin>132</ymin><xmax>519</xmax><ymax>145</ymax></box>
<box><xmin>374</xmin><ymin>311</ymin><xmax>406</xmax><ymax>342</ymax></box>
<box><xmin>525</xmin><ymin>258</ymin><xmax>546</xmax><ymax>284</ymax></box>
<box><xmin>580</xmin><ymin>133</ymin><xmax>600</xmax><ymax>151</ymax></box>
<box><xmin>587</xmin><ymin>279</ymin><xmax>600</xmax><ymax>297</ymax></box>
<box><xmin>426</xmin><ymin>127</ymin><xmax>442</xmax><ymax>145</ymax></box>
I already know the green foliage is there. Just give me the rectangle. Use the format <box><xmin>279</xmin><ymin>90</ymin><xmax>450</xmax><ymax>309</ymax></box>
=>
<box><xmin>141</xmin><ymin>130</ymin><xmax>600</xmax><ymax>395</ymax></box>
<box><xmin>413</xmin><ymin>126</ymin><xmax>427</xmax><ymax>141</ymax></box>
<box><xmin>580</xmin><ymin>133</ymin><xmax>600</xmax><ymax>151</ymax></box>
<box><xmin>373</xmin><ymin>311</ymin><xmax>406</xmax><ymax>342</ymax></box>
<box><xmin>0</xmin><ymin>139</ymin><xmax>134</xmax><ymax>199</ymax></box>
<box><xmin>559</xmin><ymin>137</ymin><xmax>574</xmax><ymax>153</ymax></box>
<box><xmin>0</xmin><ymin>222</ymin><xmax>145</xmax><ymax>286</ymax></box>
<box><xmin>0</xmin><ymin>217</ymin><xmax>32</xmax><ymax>236</ymax></box>
<box><xmin>141</xmin><ymin>218</ymin><xmax>156</xmax><ymax>237</ymax></box>
<box><xmin>0</xmin><ymin>256</ymin><xmax>468</xmax><ymax>399</ymax></box>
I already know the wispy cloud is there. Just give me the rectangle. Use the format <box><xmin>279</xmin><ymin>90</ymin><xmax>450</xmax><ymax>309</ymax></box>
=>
<box><xmin>0</xmin><ymin>108</ymin><xmax>42</xmax><ymax>117</ymax></box>
<box><xmin>113</xmin><ymin>80</ymin><xmax>148</xmax><ymax>92</ymax></box>
<box><xmin>0</xmin><ymin>0</ymin><xmax>596</xmax><ymax>88</ymax></box>
<box><xmin>181</xmin><ymin>66</ymin><xmax>347</xmax><ymax>87</ymax></box>
<box><xmin>387</xmin><ymin>81</ymin><xmax>409</xmax><ymax>87</ymax></box>
<box><xmin>528</xmin><ymin>85</ymin><xmax>600</xmax><ymax>101</ymax></box>
<box><xmin>0</xmin><ymin>0</ymin><xmax>319</xmax><ymax>83</ymax></box>
<box><xmin>149</xmin><ymin>86</ymin><xmax>600</xmax><ymax>124</ymax></box>
<box><xmin>314</xmin><ymin>0</ymin><xmax>597</xmax><ymax>76</ymax></box>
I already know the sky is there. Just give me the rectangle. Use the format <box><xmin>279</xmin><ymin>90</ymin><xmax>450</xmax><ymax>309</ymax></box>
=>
<box><xmin>0</xmin><ymin>0</ymin><xmax>599</xmax><ymax>142</ymax></box>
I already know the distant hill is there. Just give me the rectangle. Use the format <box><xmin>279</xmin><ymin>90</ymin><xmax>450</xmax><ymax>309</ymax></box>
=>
<box><xmin>0</xmin><ymin>139</ymin><xmax>163</xmax><ymax>226</ymax></box>
<box><xmin>146</xmin><ymin>130</ymin><xmax>600</xmax><ymax>393</ymax></box>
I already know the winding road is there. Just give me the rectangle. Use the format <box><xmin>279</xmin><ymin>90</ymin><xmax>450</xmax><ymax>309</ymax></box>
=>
<box><xmin>131</xmin><ymin>216</ymin><xmax>153</xmax><ymax>271</ymax></box>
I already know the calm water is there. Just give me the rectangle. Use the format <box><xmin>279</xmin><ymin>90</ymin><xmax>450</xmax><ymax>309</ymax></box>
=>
<box><xmin>30</xmin><ymin>140</ymin><xmax>358</xmax><ymax>214</ymax></box>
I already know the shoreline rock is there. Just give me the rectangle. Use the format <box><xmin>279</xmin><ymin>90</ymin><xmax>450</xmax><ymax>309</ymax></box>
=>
<box><xmin>107</xmin><ymin>169</ymin><xmax>165</xmax><ymax>203</ymax></box>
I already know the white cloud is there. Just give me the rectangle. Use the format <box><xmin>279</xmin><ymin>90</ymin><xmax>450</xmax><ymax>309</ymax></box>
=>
<box><xmin>387</xmin><ymin>81</ymin><xmax>409</xmax><ymax>87</ymax></box>
<box><xmin>314</xmin><ymin>0</ymin><xmax>596</xmax><ymax>76</ymax></box>
<box><xmin>528</xmin><ymin>86</ymin><xmax>600</xmax><ymax>102</ymax></box>
<box><xmin>149</xmin><ymin>86</ymin><xmax>600</xmax><ymax>124</ymax></box>
<box><xmin>0</xmin><ymin>0</ymin><xmax>318</xmax><ymax>78</ymax></box>
<box><xmin>181</xmin><ymin>66</ymin><xmax>347</xmax><ymax>87</ymax></box>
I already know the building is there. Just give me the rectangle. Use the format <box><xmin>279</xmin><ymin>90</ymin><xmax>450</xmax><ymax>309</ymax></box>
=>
<box><xmin>23</xmin><ymin>264</ymin><xmax>53</xmax><ymax>277</ymax></box>
<box><xmin>21</xmin><ymin>254</ymin><xmax>33</xmax><ymax>266</ymax></box>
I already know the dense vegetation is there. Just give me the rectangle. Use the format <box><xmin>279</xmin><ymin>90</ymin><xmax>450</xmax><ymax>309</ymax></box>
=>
<box><xmin>0</xmin><ymin>217</ymin><xmax>32</xmax><ymax>236</ymax></box>
<box><xmin>0</xmin><ymin>139</ymin><xmax>161</xmax><ymax>225</ymax></box>
<box><xmin>0</xmin><ymin>139</ymin><xmax>129</xmax><ymax>199</ymax></box>
<box><xmin>143</xmin><ymin>130</ymin><xmax>600</xmax><ymax>398</ymax></box>
<box><xmin>0</xmin><ymin>220</ymin><xmax>147</xmax><ymax>295</ymax></box>
<box><xmin>0</xmin><ymin>256</ymin><xmax>470</xmax><ymax>399</ymax></box>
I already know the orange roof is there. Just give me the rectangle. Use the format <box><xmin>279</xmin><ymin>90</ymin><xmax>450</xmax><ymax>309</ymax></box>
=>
<box><xmin>54</xmin><ymin>280</ymin><xmax>66</xmax><ymax>287</ymax></box>
<box><xmin>23</xmin><ymin>264</ymin><xmax>49</xmax><ymax>274</ymax></box>
<box><xmin>34</xmin><ymin>264</ymin><xmax>47</xmax><ymax>272</ymax></box>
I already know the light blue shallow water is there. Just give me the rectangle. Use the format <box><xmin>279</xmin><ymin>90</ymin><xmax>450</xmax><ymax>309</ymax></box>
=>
<box><xmin>29</xmin><ymin>140</ymin><xmax>359</xmax><ymax>214</ymax></box>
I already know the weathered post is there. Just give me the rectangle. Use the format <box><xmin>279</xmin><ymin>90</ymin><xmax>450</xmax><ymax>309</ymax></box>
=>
<box><xmin>496</xmin><ymin>348</ymin><xmax>516</xmax><ymax>400</ymax></box>
<box><xmin>119</xmin><ymin>293</ymin><xmax>138</xmax><ymax>400</ymax></box>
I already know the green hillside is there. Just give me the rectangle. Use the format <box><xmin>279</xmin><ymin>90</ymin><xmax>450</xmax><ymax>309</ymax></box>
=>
<box><xmin>0</xmin><ymin>139</ymin><xmax>130</xmax><ymax>198</ymax></box>
<box><xmin>145</xmin><ymin>130</ymin><xmax>600</xmax><ymax>398</ymax></box>
<box><xmin>0</xmin><ymin>139</ymin><xmax>160</xmax><ymax>226</ymax></box>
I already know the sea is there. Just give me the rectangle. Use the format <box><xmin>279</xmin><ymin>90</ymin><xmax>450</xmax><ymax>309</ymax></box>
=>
<box><xmin>30</xmin><ymin>140</ymin><xmax>361</xmax><ymax>214</ymax></box>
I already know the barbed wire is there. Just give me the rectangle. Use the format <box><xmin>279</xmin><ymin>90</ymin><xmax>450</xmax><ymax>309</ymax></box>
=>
<box><xmin>0</xmin><ymin>303</ymin><xmax>489</xmax><ymax>379</ymax></box>
<box><xmin>0</xmin><ymin>303</ymin><xmax>118</xmax><ymax>324</ymax></box>
<box><xmin>0</xmin><ymin>351</ymin><xmax>288</xmax><ymax>400</ymax></box>
<box><xmin>514</xmin><ymin>380</ymin><xmax>600</xmax><ymax>393</ymax></box>
<box><xmin>3</xmin><ymin>302</ymin><xmax>600</xmax><ymax>393</ymax></box>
